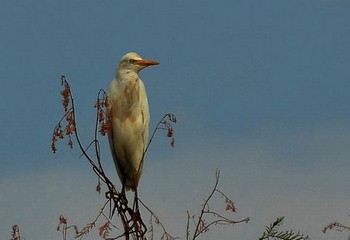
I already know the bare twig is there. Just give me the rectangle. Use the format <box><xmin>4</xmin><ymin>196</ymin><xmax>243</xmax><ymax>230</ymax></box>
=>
<box><xmin>138</xmin><ymin>198</ymin><xmax>177</xmax><ymax>240</ymax></box>
<box><xmin>186</xmin><ymin>211</ymin><xmax>191</xmax><ymax>240</ymax></box>
<box><xmin>192</xmin><ymin>170</ymin><xmax>220</xmax><ymax>239</ymax></box>
<box><xmin>323</xmin><ymin>220</ymin><xmax>350</xmax><ymax>234</ymax></box>
<box><xmin>188</xmin><ymin>170</ymin><xmax>249</xmax><ymax>240</ymax></box>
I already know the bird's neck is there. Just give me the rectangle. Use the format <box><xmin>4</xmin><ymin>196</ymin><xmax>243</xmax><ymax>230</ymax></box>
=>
<box><xmin>116</xmin><ymin>69</ymin><xmax>139</xmax><ymax>82</ymax></box>
<box><xmin>115</xmin><ymin>70</ymin><xmax>141</xmax><ymax>105</ymax></box>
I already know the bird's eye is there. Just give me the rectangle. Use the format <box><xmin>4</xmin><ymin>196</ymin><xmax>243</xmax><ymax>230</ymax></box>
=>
<box><xmin>128</xmin><ymin>59</ymin><xmax>136</xmax><ymax>64</ymax></box>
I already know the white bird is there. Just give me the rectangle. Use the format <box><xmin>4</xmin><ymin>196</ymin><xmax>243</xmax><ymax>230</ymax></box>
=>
<box><xmin>107</xmin><ymin>52</ymin><xmax>159</xmax><ymax>197</ymax></box>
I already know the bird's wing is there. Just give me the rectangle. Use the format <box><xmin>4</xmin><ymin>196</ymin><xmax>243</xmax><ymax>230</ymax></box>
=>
<box><xmin>139</xmin><ymin>79</ymin><xmax>150</xmax><ymax>151</ymax></box>
<box><xmin>135</xmin><ymin>80</ymin><xmax>150</xmax><ymax>181</ymax></box>
<box><xmin>107</xmin><ymin>111</ymin><xmax>127</xmax><ymax>188</ymax></box>
<box><xmin>107</xmin><ymin>82</ymin><xmax>127</xmax><ymax>187</ymax></box>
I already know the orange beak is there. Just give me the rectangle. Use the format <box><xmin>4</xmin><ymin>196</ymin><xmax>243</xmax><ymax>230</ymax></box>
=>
<box><xmin>135</xmin><ymin>59</ymin><xmax>159</xmax><ymax>66</ymax></box>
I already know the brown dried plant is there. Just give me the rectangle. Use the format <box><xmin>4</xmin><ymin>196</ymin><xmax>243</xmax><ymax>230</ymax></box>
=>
<box><xmin>52</xmin><ymin>75</ymin><xmax>249</xmax><ymax>240</ymax></box>
<box><xmin>323</xmin><ymin>219</ymin><xmax>350</xmax><ymax>237</ymax></box>
<box><xmin>56</xmin><ymin>201</ymin><xmax>119</xmax><ymax>240</ymax></box>
<box><xmin>52</xmin><ymin>75</ymin><xmax>176</xmax><ymax>240</ymax></box>
<box><xmin>138</xmin><ymin>198</ymin><xmax>178</xmax><ymax>240</ymax></box>
<box><xmin>11</xmin><ymin>225</ymin><xmax>26</xmax><ymax>240</ymax></box>
<box><xmin>51</xmin><ymin>78</ymin><xmax>76</xmax><ymax>153</ymax></box>
<box><xmin>186</xmin><ymin>170</ymin><xmax>250</xmax><ymax>240</ymax></box>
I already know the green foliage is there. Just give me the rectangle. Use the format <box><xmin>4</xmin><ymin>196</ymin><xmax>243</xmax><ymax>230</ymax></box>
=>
<box><xmin>259</xmin><ymin>217</ymin><xmax>310</xmax><ymax>240</ymax></box>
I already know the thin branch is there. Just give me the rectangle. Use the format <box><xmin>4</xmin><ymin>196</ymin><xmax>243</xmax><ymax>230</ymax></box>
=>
<box><xmin>192</xmin><ymin>170</ymin><xmax>220</xmax><ymax>239</ymax></box>
<box><xmin>138</xmin><ymin>198</ymin><xmax>177</xmax><ymax>240</ymax></box>
<box><xmin>323</xmin><ymin>221</ymin><xmax>350</xmax><ymax>234</ymax></box>
<box><xmin>187</xmin><ymin>169</ymin><xmax>249</xmax><ymax>240</ymax></box>
<box><xmin>186</xmin><ymin>211</ymin><xmax>191</xmax><ymax>240</ymax></box>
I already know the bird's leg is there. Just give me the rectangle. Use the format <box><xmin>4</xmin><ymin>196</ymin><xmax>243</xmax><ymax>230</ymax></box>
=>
<box><xmin>133</xmin><ymin>189</ymin><xmax>142</xmax><ymax>226</ymax></box>
<box><xmin>120</xmin><ymin>178</ymin><xmax>128</xmax><ymax>206</ymax></box>
<box><xmin>133</xmin><ymin>188</ymin><xmax>139</xmax><ymax>213</ymax></box>
<box><xmin>121</xmin><ymin>184</ymin><xmax>126</xmax><ymax>198</ymax></box>
<box><xmin>132</xmin><ymin>189</ymin><xmax>147</xmax><ymax>239</ymax></box>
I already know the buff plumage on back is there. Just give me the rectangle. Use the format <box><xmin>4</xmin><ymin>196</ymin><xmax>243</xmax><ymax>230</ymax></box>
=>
<box><xmin>107</xmin><ymin>52</ymin><xmax>158</xmax><ymax>192</ymax></box>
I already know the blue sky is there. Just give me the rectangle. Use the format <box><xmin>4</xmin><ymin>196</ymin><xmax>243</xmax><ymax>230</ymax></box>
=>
<box><xmin>1</xmin><ymin>1</ymin><xmax>350</xmax><ymax>239</ymax></box>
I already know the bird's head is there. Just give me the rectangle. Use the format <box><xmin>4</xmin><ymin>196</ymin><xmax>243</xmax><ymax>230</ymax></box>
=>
<box><xmin>117</xmin><ymin>52</ymin><xmax>159</xmax><ymax>74</ymax></box>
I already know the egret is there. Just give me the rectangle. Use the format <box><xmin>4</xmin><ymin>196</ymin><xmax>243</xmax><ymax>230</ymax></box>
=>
<box><xmin>107</xmin><ymin>52</ymin><xmax>159</xmax><ymax>203</ymax></box>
